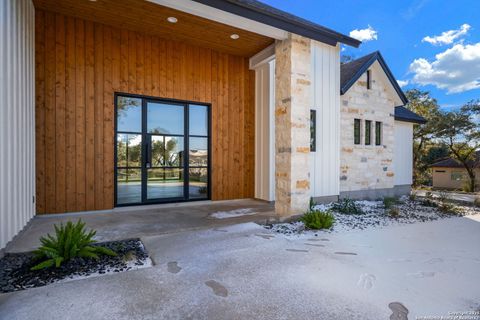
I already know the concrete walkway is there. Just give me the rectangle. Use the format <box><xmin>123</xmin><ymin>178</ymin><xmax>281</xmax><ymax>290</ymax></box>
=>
<box><xmin>1</xmin><ymin>205</ymin><xmax>479</xmax><ymax>319</ymax></box>
<box><xmin>5</xmin><ymin>199</ymin><xmax>275</xmax><ymax>253</ymax></box>
<box><xmin>413</xmin><ymin>189</ymin><xmax>479</xmax><ymax>203</ymax></box>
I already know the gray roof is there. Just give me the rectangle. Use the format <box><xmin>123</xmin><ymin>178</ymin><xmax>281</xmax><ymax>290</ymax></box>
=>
<box><xmin>394</xmin><ymin>106</ymin><xmax>427</xmax><ymax>124</ymax></box>
<box><xmin>191</xmin><ymin>0</ymin><xmax>361</xmax><ymax>47</ymax></box>
<box><xmin>431</xmin><ymin>151</ymin><xmax>480</xmax><ymax>168</ymax></box>
<box><xmin>340</xmin><ymin>51</ymin><xmax>407</xmax><ymax>105</ymax></box>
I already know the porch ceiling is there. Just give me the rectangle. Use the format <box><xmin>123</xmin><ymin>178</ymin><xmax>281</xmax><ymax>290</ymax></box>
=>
<box><xmin>33</xmin><ymin>0</ymin><xmax>274</xmax><ymax>57</ymax></box>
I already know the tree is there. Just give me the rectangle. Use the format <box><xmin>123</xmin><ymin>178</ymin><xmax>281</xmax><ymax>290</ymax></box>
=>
<box><xmin>435</xmin><ymin>100</ymin><xmax>480</xmax><ymax>192</ymax></box>
<box><xmin>404</xmin><ymin>89</ymin><xmax>442</xmax><ymax>185</ymax></box>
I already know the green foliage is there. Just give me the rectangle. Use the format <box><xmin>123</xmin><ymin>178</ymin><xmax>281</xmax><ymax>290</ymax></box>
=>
<box><xmin>331</xmin><ymin>198</ymin><xmax>364</xmax><ymax>215</ymax></box>
<box><xmin>301</xmin><ymin>210</ymin><xmax>335</xmax><ymax>230</ymax></box>
<box><xmin>31</xmin><ymin>220</ymin><xmax>116</xmax><ymax>271</ymax></box>
<box><xmin>388</xmin><ymin>207</ymin><xmax>400</xmax><ymax>218</ymax></box>
<box><xmin>383</xmin><ymin>197</ymin><xmax>398</xmax><ymax>210</ymax></box>
<box><xmin>474</xmin><ymin>197</ymin><xmax>480</xmax><ymax>208</ymax></box>
<box><xmin>309</xmin><ymin>197</ymin><xmax>317</xmax><ymax>212</ymax></box>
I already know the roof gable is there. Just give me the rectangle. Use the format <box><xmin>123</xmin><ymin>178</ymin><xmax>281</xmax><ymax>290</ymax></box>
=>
<box><xmin>340</xmin><ymin>51</ymin><xmax>407</xmax><ymax>105</ymax></box>
<box><xmin>431</xmin><ymin>151</ymin><xmax>480</xmax><ymax>168</ymax></box>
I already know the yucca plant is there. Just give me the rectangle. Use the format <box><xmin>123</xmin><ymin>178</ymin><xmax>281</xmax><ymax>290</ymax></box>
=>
<box><xmin>331</xmin><ymin>198</ymin><xmax>364</xmax><ymax>215</ymax></box>
<box><xmin>31</xmin><ymin>219</ymin><xmax>116</xmax><ymax>271</ymax></box>
<box><xmin>301</xmin><ymin>210</ymin><xmax>335</xmax><ymax>230</ymax></box>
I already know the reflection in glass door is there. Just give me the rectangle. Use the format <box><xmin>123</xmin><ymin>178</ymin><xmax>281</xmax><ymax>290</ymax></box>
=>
<box><xmin>115</xmin><ymin>95</ymin><xmax>210</xmax><ymax>206</ymax></box>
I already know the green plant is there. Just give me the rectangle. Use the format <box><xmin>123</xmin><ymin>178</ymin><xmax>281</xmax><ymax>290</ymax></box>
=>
<box><xmin>31</xmin><ymin>220</ymin><xmax>116</xmax><ymax>271</ymax></box>
<box><xmin>383</xmin><ymin>197</ymin><xmax>398</xmax><ymax>209</ymax></box>
<box><xmin>474</xmin><ymin>197</ymin><xmax>480</xmax><ymax>208</ymax></box>
<box><xmin>301</xmin><ymin>210</ymin><xmax>335</xmax><ymax>230</ymax></box>
<box><xmin>309</xmin><ymin>197</ymin><xmax>317</xmax><ymax>212</ymax></box>
<box><xmin>331</xmin><ymin>198</ymin><xmax>364</xmax><ymax>215</ymax></box>
<box><xmin>388</xmin><ymin>207</ymin><xmax>400</xmax><ymax>218</ymax></box>
<box><xmin>438</xmin><ymin>202</ymin><xmax>462</xmax><ymax>215</ymax></box>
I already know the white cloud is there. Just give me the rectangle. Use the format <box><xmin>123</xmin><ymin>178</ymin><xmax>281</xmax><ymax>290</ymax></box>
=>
<box><xmin>349</xmin><ymin>25</ymin><xmax>378</xmax><ymax>42</ymax></box>
<box><xmin>422</xmin><ymin>24</ymin><xmax>471</xmax><ymax>46</ymax></box>
<box><xmin>397</xmin><ymin>80</ymin><xmax>409</xmax><ymax>88</ymax></box>
<box><xmin>409</xmin><ymin>42</ymin><xmax>480</xmax><ymax>93</ymax></box>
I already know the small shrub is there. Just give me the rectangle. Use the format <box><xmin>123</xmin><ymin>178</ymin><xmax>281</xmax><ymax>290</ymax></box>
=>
<box><xmin>409</xmin><ymin>193</ymin><xmax>417</xmax><ymax>202</ymax></box>
<box><xmin>438</xmin><ymin>202</ymin><xmax>462</xmax><ymax>215</ymax></box>
<box><xmin>474</xmin><ymin>197</ymin><xmax>480</xmax><ymax>208</ymax></box>
<box><xmin>31</xmin><ymin>219</ymin><xmax>117</xmax><ymax>271</ymax></box>
<box><xmin>383</xmin><ymin>197</ymin><xmax>398</xmax><ymax>209</ymax></box>
<box><xmin>331</xmin><ymin>198</ymin><xmax>364</xmax><ymax>215</ymax></box>
<box><xmin>437</xmin><ymin>190</ymin><xmax>449</xmax><ymax>203</ymax></box>
<box><xmin>301</xmin><ymin>210</ymin><xmax>335</xmax><ymax>230</ymax></box>
<box><xmin>388</xmin><ymin>207</ymin><xmax>400</xmax><ymax>218</ymax></box>
<box><xmin>309</xmin><ymin>197</ymin><xmax>317</xmax><ymax>212</ymax></box>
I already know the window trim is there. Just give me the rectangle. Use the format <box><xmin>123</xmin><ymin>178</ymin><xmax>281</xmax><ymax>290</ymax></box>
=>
<box><xmin>310</xmin><ymin>109</ymin><xmax>316</xmax><ymax>152</ymax></box>
<box><xmin>365</xmin><ymin>120</ymin><xmax>371</xmax><ymax>145</ymax></box>
<box><xmin>375</xmin><ymin>121</ymin><xmax>382</xmax><ymax>146</ymax></box>
<box><xmin>367</xmin><ymin>70</ymin><xmax>371</xmax><ymax>89</ymax></box>
<box><xmin>354</xmin><ymin>118</ymin><xmax>361</xmax><ymax>145</ymax></box>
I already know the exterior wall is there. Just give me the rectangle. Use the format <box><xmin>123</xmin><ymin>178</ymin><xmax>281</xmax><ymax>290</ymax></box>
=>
<box><xmin>0</xmin><ymin>0</ymin><xmax>36</xmax><ymax>249</ymax></box>
<box><xmin>432</xmin><ymin>167</ymin><xmax>480</xmax><ymax>190</ymax></box>
<box><xmin>394</xmin><ymin>121</ymin><xmax>414</xmax><ymax>186</ymax></box>
<box><xmin>254</xmin><ymin>60</ymin><xmax>275</xmax><ymax>201</ymax></box>
<box><xmin>310</xmin><ymin>41</ymin><xmax>341</xmax><ymax>198</ymax></box>
<box><xmin>274</xmin><ymin>34</ymin><xmax>311</xmax><ymax>216</ymax></box>
<box><xmin>35</xmin><ymin>10</ymin><xmax>255</xmax><ymax>214</ymax></box>
<box><xmin>340</xmin><ymin>61</ymin><xmax>396</xmax><ymax>193</ymax></box>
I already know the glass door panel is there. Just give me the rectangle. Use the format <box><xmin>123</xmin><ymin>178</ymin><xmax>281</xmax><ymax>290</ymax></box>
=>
<box><xmin>115</xmin><ymin>95</ymin><xmax>210</xmax><ymax>205</ymax></box>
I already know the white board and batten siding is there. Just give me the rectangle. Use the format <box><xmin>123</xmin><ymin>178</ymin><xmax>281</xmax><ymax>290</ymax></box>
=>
<box><xmin>0</xmin><ymin>0</ymin><xmax>36</xmax><ymax>250</ymax></box>
<box><xmin>310</xmin><ymin>42</ymin><xmax>341</xmax><ymax>198</ymax></box>
<box><xmin>394</xmin><ymin>121</ymin><xmax>414</xmax><ymax>186</ymax></box>
<box><xmin>254</xmin><ymin>59</ymin><xmax>275</xmax><ymax>201</ymax></box>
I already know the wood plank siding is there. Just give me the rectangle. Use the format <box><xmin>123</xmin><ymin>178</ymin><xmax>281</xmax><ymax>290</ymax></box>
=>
<box><xmin>35</xmin><ymin>10</ymin><xmax>256</xmax><ymax>214</ymax></box>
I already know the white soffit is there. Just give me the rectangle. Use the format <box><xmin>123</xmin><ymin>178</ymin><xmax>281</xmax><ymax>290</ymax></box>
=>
<box><xmin>147</xmin><ymin>0</ymin><xmax>288</xmax><ymax>40</ymax></box>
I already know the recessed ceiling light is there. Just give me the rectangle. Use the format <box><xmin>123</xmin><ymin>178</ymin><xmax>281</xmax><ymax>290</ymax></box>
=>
<box><xmin>88</xmin><ymin>0</ymin><xmax>97</xmax><ymax>2</ymax></box>
<box><xmin>230</xmin><ymin>34</ymin><xmax>240</xmax><ymax>40</ymax></box>
<box><xmin>167</xmin><ymin>17</ymin><xmax>178</xmax><ymax>23</ymax></box>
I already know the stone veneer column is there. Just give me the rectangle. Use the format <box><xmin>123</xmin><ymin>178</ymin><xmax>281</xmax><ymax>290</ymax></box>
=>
<box><xmin>274</xmin><ymin>34</ymin><xmax>312</xmax><ymax>217</ymax></box>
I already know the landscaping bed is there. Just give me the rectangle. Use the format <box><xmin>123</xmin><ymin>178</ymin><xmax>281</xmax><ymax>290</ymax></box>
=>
<box><xmin>265</xmin><ymin>197</ymin><xmax>480</xmax><ymax>236</ymax></box>
<box><xmin>0</xmin><ymin>238</ymin><xmax>151</xmax><ymax>293</ymax></box>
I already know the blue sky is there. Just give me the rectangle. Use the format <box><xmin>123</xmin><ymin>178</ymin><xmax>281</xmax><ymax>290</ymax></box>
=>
<box><xmin>260</xmin><ymin>0</ymin><xmax>480</xmax><ymax>110</ymax></box>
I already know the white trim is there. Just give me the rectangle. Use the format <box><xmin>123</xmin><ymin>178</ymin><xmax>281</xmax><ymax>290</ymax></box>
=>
<box><xmin>249</xmin><ymin>44</ymin><xmax>275</xmax><ymax>69</ymax></box>
<box><xmin>147</xmin><ymin>0</ymin><xmax>288</xmax><ymax>41</ymax></box>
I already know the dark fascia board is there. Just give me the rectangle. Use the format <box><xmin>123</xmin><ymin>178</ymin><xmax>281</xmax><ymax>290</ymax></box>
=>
<box><xmin>394</xmin><ymin>115</ymin><xmax>427</xmax><ymax>124</ymax></box>
<box><xmin>191</xmin><ymin>0</ymin><xmax>361</xmax><ymax>48</ymax></box>
<box><xmin>394</xmin><ymin>107</ymin><xmax>427</xmax><ymax>124</ymax></box>
<box><xmin>340</xmin><ymin>51</ymin><xmax>408</xmax><ymax>105</ymax></box>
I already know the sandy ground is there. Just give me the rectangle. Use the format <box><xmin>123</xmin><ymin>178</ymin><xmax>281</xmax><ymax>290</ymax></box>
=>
<box><xmin>1</xmin><ymin>214</ymin><xmax>479</xmax><ymax>320</ymax></box>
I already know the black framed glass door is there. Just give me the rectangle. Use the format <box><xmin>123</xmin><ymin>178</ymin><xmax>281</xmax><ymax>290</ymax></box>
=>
<box><xmin>115</xmin><ymin>94</ymin><xmax>210</xmax><ymax>206</ymax></box>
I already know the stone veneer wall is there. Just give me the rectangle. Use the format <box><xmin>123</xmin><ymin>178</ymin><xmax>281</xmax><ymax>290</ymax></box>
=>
<box><xmin>340</xmin><ymin>63</ymin><xmax>396</xmax><ymax>193</ymax></box>
<box><xmin>274</xmin><ymin>34</ymin><xmax>311</xmax><ymax>217</ymax></box>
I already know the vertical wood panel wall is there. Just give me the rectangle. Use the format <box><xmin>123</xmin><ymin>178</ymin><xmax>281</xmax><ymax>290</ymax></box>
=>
<box><xmin>0</xmin><ymin>0</ymin><xmax>36</xmax><ymax>249</ymax></box>
<box><xmin>35</xmin><ymin>9</ymin><xmax>255</xmax><ymax>214</ymax></box>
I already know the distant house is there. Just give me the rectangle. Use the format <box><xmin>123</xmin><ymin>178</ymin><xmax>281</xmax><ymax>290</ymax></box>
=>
<box><xmin>431</xmin><ymin>151</ymin><xmax>480</xmax><ymax>190</ymax></box>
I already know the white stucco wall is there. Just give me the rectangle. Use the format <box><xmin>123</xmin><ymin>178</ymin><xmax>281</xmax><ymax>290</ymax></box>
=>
<box><xmin>310</xmin><ymin>41</ymin><xmax>341</xmax><ymax>198</ymax></box>
<box><xmin>394</xmin><ymin>121</ymin><xmax>414</xmax><ymax>186</ymax></box>
<box><xmin>0</xmin><ymin>0</ymin><xmax>36</xmax><ymax>249</ymax></box>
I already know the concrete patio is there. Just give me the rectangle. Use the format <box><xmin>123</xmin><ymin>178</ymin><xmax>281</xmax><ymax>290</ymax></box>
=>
<box><xmin>4</xmin><ymin>199</ymin><xmax>275</xmax><ymax>253</ymax></box>
<box><xmin>1</xmin><ymin>203</ymin><xmax>479</xmax><ymax>319</ymax></box>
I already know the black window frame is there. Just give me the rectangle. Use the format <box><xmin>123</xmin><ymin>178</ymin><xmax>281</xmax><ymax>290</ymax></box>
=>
<box><xmin>367</xmin><ymin>70</ymin><xmax>371</xmax><ymax>89</ymax></box>
<box><xmin>365</xmin><ymin>120</ymin><xmax>372</xmax><ymax>145</ymax></box>
<box><xmin>114</xmin><ymin>92</ymin><xmax>212</xmax><ymax>207</ymax></box>
<box><xmin>375</xmin><ymin>121</ymin><xmax>382</xmax><ymax>146</ymax></box>
<box><xmin>310</xmin><ymin>109</ymin><xmax>316</xmax><ymax>152</ymax></box>
<box><xmin>354</xmin><ymin>118</ymin><xmax>361</xmax><ymax>145</ymax></box>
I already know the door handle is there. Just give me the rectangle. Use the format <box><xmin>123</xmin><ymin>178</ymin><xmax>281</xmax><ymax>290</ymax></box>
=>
<box><xmin>145</xmin><ymin>137</ymin><xmax>152</xmax><ymax>168</ymax></box>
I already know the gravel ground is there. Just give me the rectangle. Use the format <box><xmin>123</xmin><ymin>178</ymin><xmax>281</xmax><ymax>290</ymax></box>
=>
<box><xmin>0</xmin><ymin>238</ymin><xmax>151</xmax><ymax>293</ymax></box>
<box><xmin>265</xmin><ymin>197</ymin><xmax>480</xmax><ymax>236</ymax></box>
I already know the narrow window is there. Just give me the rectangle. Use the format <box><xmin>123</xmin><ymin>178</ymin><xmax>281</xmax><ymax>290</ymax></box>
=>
<box><xmin>367</xmin><ymin>70</ymin><xmax>371</xmax><ymax>89</ymax></box>
<box><xmin>365</xmin><ymin>120</ymin><xmax>371</xmax><ymax>145</ymax></box>
<box><xmin>375</xmin><ymin>121</ymin><xmax>382</xmax><ymax>145</ymax></box>
<box><xmin>354</xmin><ymin>119</ymin><xmax>361</xmax><ymax>145</ymax></box>
<box><xmin>310</xmin><ymin>110</ymin><xmax>316</xmax><ymax>152</ymax></box>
